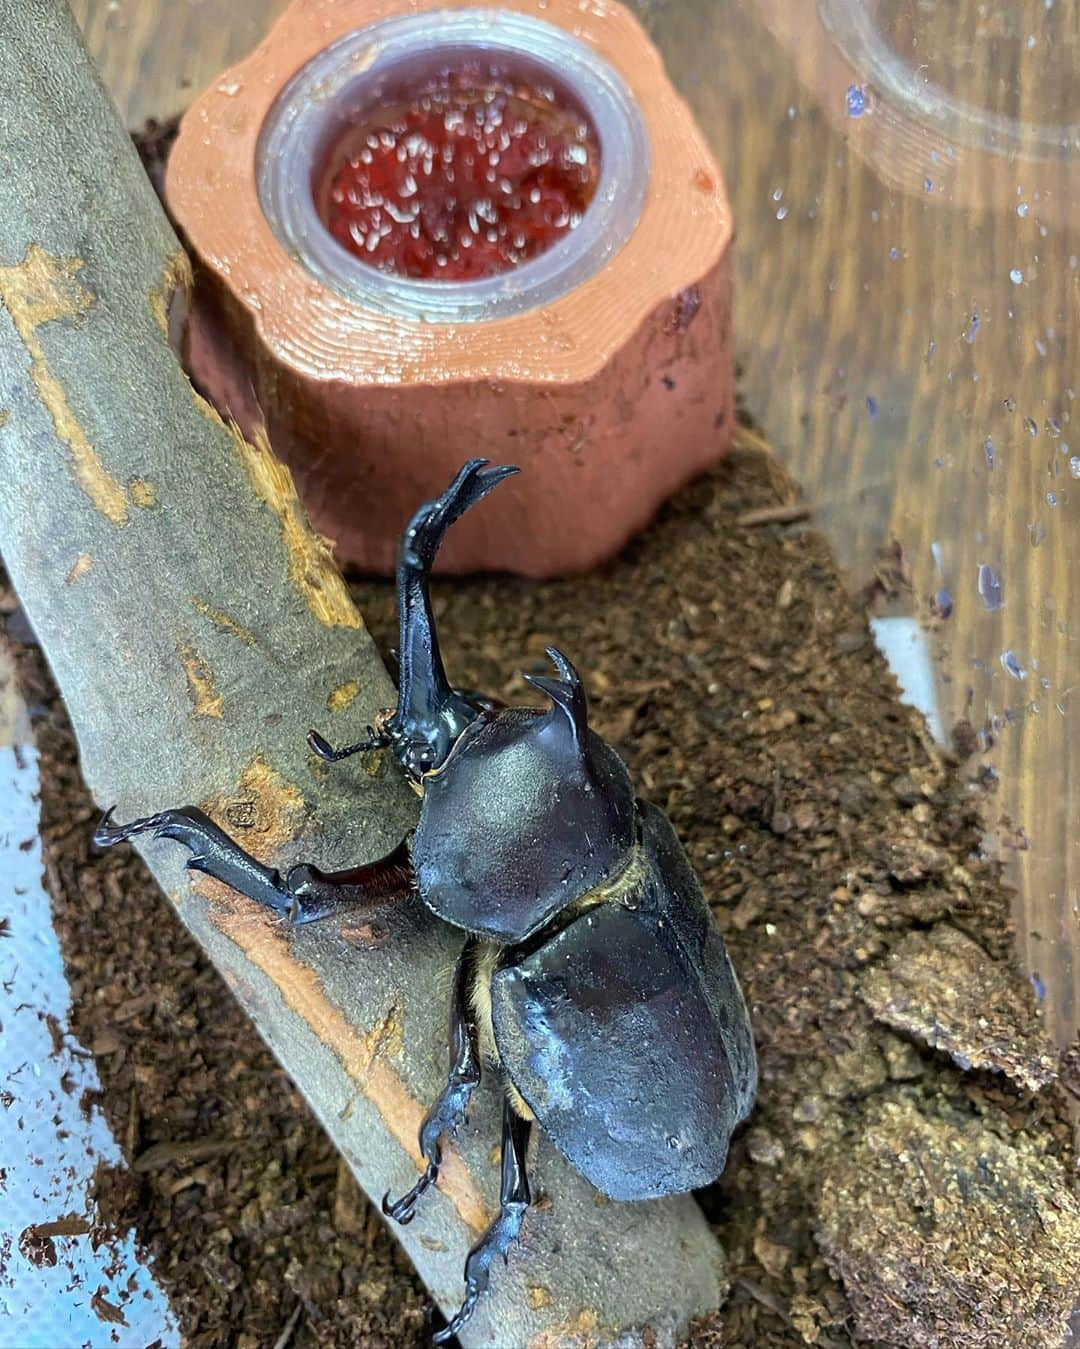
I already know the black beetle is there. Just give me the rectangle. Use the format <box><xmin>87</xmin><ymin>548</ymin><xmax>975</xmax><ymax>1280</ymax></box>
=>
<box><xmin>95</xmin><ymin>459</ymin><xmax>756</xmax><ymax>1341</ymax></box>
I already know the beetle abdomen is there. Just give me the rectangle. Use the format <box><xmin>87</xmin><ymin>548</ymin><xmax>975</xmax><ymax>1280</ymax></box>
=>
<box><xmin>414</xmin><ymin>706</ymin><xmax>636</xmax><ymax>943</ymax></box>
<box><xmin>489</xmin><ymin>801</ymin><xmax>757</xmax><ymax>1201</ymax></box>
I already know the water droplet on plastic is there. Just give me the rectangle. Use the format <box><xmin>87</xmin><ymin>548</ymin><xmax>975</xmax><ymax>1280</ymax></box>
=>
<box><xmin>846</xmin><ymin>85</ymin><xmax>866</xmax><ymax>117</ymax></box>
<box><xmin>977</xmin><ymin>564</ymin><xmax>1004</xmax><ymax>611</ymax></box>
<box><xmin>1001</xmin><ymin>650</ymin><xmax>1026</xmax><ymax>680</ymax></box>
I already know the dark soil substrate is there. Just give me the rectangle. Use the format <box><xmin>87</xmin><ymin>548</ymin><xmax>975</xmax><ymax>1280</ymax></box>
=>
<box><xmin>8</xmin><ymin>437</ymin><xmax>1077</xmax><ymax>1348</ymax></box>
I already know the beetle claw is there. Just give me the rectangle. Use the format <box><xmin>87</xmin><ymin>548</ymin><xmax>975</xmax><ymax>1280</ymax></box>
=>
<box><xmin>93</xmin><ymin>806</ymin><xmax>170</xmax><ymax>849</ymax></box>
<box><xmin>382</xmin><ymin>1160</ymin><xmax>439</xmax><ymax>1226</ymax></box>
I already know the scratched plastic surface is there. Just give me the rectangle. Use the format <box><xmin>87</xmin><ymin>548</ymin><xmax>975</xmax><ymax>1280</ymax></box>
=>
<box><xmin>0</xmin><ymin>720</ymin><xmax>179</xmax><ymax>1347</ymax></box>
<box><xmin>703</xmin><ymin>0</ymin><xmax>1080</xmax><ymax>1045</ymax></box>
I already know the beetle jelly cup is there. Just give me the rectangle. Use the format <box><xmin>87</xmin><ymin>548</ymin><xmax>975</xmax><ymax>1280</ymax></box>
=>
<box><xmin>168</xmin><ymin>0</ymin><xmax>735</xmax><ymax>575</ymax></box>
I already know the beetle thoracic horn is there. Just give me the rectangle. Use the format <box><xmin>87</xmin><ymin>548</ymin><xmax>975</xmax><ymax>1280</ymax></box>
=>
<box><xmin>524</xmin><ymin>647</ymin><xmax>589</xmax><ymax>752</ymax></box>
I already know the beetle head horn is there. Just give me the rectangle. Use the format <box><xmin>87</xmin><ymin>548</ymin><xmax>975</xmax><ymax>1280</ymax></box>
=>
<box><xmin>524</xmin><ymin>647</ymin><xmax>589</xmax><ymax>750</ymax></box>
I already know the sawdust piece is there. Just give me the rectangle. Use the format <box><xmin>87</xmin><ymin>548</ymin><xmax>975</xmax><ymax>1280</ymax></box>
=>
<box><xmin>234</xmin><ymin>424</ymin><xmax>361</xmax><ymax>631</ymax></box>
<box><xmin>862</xmin><ymin>926</ymin><xmax>1058</xmax><ymax>1092</ymax></box>
<box><xmin>65</xmin><ymin>553</ymin><xmax>92</xmax><ymax>585</ymax></box>
<box><xmin>129</xmin><ymin>478</ymin><xmax>157</xmax><ymax>509</ymax></box>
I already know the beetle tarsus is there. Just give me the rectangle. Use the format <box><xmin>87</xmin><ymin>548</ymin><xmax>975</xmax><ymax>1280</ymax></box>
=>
<box><xmin>383</xmin><ymin>940</ymin><xmax>482</xmax><ymax>1226</ymax></box>
<box><xmin>433</xmin><ymin>1098</ymin><xmax>531</xmax><ymax>1344</ymax></box>
<box><xmin>432</xmin><ymin>1280</ymin><xmax>479</xmax><ymax>1346</ymax></box>
<box><xmin>94</xmin><ymin>805</ymin><xmax>293</xmax><ymax>914</ymax></box>
<box><xmin>404</xmin><ymin>458</ymin><xmax>519</xmax><ymax>571</ymax></box>
<box><xmin>307</xmin><ymin>726</ymin><xmax>388</xmax><ymax>763</ymax></box>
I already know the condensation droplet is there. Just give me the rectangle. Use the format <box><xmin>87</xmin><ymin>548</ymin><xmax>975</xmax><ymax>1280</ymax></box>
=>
<box><xmin>846</xmin><ymin>85</ymin><xmax>867</xmax><ymax>117</ymax></box>
<box><xmin>977</xmin><ymin>564</ymin><xmax>1004</xmax><ymax>610</ymax></box>
<box><xmin>1001</xmin><ymin>650</ymin><xmax>1026</xmax><ymax>680</ymax></box>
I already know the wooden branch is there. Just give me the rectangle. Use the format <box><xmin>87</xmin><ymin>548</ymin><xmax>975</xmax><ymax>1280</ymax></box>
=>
<box><xmin>0</xmin><ymin>4</ymin><xmax>728</xmax><ymax>1343</ymax></box>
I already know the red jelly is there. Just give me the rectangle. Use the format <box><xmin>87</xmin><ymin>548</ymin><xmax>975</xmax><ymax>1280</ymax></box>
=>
<box><xmin>318</xmin><ymin>66</ymin><xmax>600</xmax><ymax>280</ymax></box>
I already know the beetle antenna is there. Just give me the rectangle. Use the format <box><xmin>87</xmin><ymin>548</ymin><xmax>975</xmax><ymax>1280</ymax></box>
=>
<box><xmin>307</xmin><ymin>727</ymin><xmax>389</xmax><ymax>763</ymax></box>
<box><xmin>524</xmin><ymin>647</ymin><xmax>588</xmax><ymax>750</ymax></box>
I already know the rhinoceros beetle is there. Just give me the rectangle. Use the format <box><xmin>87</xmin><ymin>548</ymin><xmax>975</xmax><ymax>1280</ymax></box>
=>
<box><xmin>95</xmin><ymin>459</ymin><xmax>757</xmax><ymax>1341</ymax></box>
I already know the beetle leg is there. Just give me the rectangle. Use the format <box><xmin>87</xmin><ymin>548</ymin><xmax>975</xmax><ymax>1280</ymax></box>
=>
<box><xmin>383</xmin><ymin>938</ymin><xmax>481</xmax><ymax>1225</ymax></box>
<box><xmin>93</xmin><ymin>806</ymin><xmax>413</xmax><ymax>924</ymax></box>
<box><xmin>281</xmin><ymin>837</ymin><xmax>414</xmax><ymax>923</ymax></box>
<box><xmin>390</xmin><ymin>460</ymin><xmax>519</xmax><ymax>772</ymax></box>
<box><xmin>433</xmin><ymin>1096</ymin><xmax>532</xmax><ymax>1344</ymax></box>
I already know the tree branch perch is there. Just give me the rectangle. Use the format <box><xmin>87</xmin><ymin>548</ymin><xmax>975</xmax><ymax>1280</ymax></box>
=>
<box><xmin>0</xmin><ymin>3</ymin><xmax>728</xmax><ymax>1343</ymax></box>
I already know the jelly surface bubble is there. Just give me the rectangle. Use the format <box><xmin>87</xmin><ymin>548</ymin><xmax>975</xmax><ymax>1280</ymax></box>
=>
<box><xmin>318</xmin><ymin>65</ymin><xmax>601</xmax><ymax>281</ymax></box>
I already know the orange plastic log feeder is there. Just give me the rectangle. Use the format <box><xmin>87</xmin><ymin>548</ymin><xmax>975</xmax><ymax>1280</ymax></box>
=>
<box><xmin>169</xmin><ymin>0</ymin><xmax>734</xmax><ymax>575</ymax></box>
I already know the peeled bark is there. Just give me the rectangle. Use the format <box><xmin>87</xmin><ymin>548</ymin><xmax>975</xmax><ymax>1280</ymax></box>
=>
<box><xmin>0</xmin><ymin>3</ymin><xmax>728</xmax><ymax>1343</ymax></box>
